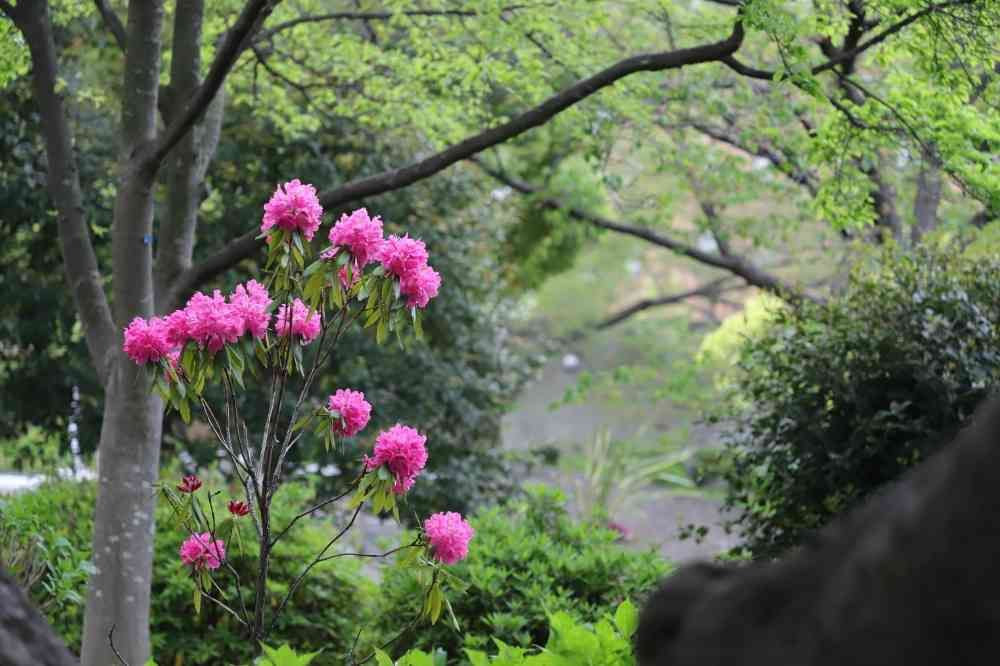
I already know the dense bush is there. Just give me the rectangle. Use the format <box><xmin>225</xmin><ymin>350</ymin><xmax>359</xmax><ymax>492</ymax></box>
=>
<box><xmin>721</xmin><ymin>248</ymin><xmax>1000</xmax><ymax>558</ymax></box>
<box><xmin>392</xmin><ymin>599</ymin><xmax>638</xmax><ymax>666</ymax></box>
<box><xmin>0</xmin><ymin>478</ymin><xmax>375</xmax><ymax>664</ymax></box>
<box><xmin>372</xmin><ymin>485</ymin><xmax>669</xmax><ymax>661</ymax></box>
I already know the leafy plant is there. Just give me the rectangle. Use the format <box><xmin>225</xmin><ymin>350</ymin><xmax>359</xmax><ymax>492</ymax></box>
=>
<box><xmin>0</xmin><ymin>478</ymin><xmax>376</xmax><ymax>665</ymax></box>
<box><xmin>390</xmin><ymin>599</ymin><xmax>639</xmax><ymax>665</ymax></box>
<box><xmin>720</xmin><ymin>247</ymin><xmax>1000</xmax><ymax>558</ymax></box>
<box><xmin>571</xmin><ymin>429</ymin><xmax>694</xmax><ymax>522</ymax></box>
<box><xmin>372</xmin><ymin>485</ymin><xmax>668</xmax><ymax>662</ymax></box>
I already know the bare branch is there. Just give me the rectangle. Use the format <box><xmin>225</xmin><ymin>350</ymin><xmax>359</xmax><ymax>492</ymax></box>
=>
<box><xmin>594</xmin><ymin>277</ymin><xmax>746</xmax><ymax>330</ymax></box>
<box><xmin>687</xmin><ymin>121</ymin><xmax>817</xmax><ymax>195</ymax></box>
<box><xmin>93</xmin><ymin>0</ymin><xmax>127</xmax><ymax>52</ymax></box>
<box><xmin>9</xmin><ymin>0</ymin><xmax>117</xmax><ymax>382</ymax></box>
<box><xmin>173</xmin><ymin>22</ymin><xmax>747</xmax><ymax>296</ymax></box>
<box><xmin>722</xmin><ymin>0</ymin><xmax>975</xmax><ymax>81</ymax></box>
<box><xmin>472</xmin><ymin>158</ymin><xmax>816</xmax><ymax>305</ymax></box>
<box><xmin>142</xmin><ymin>0</ymin><xmax>278</xmax><ymax>172</ymax></box>
<box><xmin>256</xmin><ymin>4</ymin><xmax>545</xmax><ymax>43</ymax></box>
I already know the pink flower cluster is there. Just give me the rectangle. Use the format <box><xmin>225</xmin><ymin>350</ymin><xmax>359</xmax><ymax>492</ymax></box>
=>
<box><xmin>364</xmin><ymin>424</ymin><xmax>428</xmax><ymax>494</ymax></box>
<box><xmin>327</xmin><ymin>208</ymin><xmax>384</xmax><ymax>267</ymax></box>
<box><xmin>423</xmin><ymin>512</ymin><xmax>474</xmax><ymax>565</ymax></box>
<box><xmin>122</xmin><ymin>281</ymin><xmax>273</xmax><ymax>364</ymax></box>
<box><xmin>275</xmin><ymin>298</ymin><xmax>321</xmax><ymax>343</ymax></box>
<box><xmin>122</xmin><ymin>318</ymin><xmax>173</xmax><ymax>364</ymax></box>
<box><xmin>327</xmin><ymin>388</ymin><xmax>372</xmax><ymax>438</ymax></box>
<box><xmin>377</xmin><ymin>236</ymin><xmax>441</xmax><ymax>309</ymax></box>
<box><xmin>261</xmin><ymin>179</ymin><xmax>323</xmax><ymax>241</ymax></box>
<box><xmin>179</xmin><ymin>532</ymin><xmax>226</xmax><ymax>571</ymax></box>
<box><xmin>323</xmin><ymin>207</ymin><xmax>441</xmax><ymax>309</ymax></box>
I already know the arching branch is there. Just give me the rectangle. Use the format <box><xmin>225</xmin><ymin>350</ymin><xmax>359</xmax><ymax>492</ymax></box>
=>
<box><xmin>472</xmin><ymin>158</ymin><xmax>816</xmax><ymax>305</ymax></box>
<box><xmin>170</xmin><ymin>21</ymin><xmax>747</xmax><ymax>298</ymax></box>
<box><xmin>594</xmin><ymin>277</ymin><xmax>746</xmax><ymax>331</ymax></box>
<box><xmin>141</xmin><ymin>0</ymin><xmax>278</xmax><ymax>172</ymax></box>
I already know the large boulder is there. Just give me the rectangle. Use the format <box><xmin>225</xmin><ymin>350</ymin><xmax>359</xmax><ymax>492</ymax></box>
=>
<box><xmin>637</xmin><ymin>398</ymin><xmax>1000</xmax><ymax>666</ymax></box>
<box><xmin>0</xmin><ymin>568</ymin><xmax>76</xmax><ymax>665</ymax></box>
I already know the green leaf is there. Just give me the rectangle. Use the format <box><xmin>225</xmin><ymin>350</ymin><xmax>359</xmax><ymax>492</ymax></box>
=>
<box><xmin>613</xmin><ymin>599</ymin><xmax>638</xmax><ymax>637</ymax></box>
<box><xmin>373</xmin><ymin>649</ymin><xmax>394</xmax><ymax>666</ymax></box>
<box><xmin>178</xmin><ymin>397</ymin><xmax>192</xmax><ymax>424</ymax></box>
<box><xmin>193</xmin><ymin>583</ymin><xmax>201</xmax><ymax>616</ymax></box>
<box><xmin>182</xmin><ymin>345</ymin><xmax>197</xmax><ymax>377</ymax></box>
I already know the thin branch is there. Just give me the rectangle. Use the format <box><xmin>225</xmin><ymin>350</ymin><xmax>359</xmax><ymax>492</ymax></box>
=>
<box><xmin>142</xmin><ymin>0</ymin><xmax>278</xmax><ymax>172</ymax></box>
<box><xmin>472</xmin><ymin>158</ymin><xmax>815</xmax><ymax>305</ymax></box>
<box><xmin>722</xmin><ymin>0</ymin><xmax>974</xmax><ymax>80</ymax></box>
<box><xmin>93</xmin><ymin>0</ymin><xmax>127</xmax><ymax>52</ymax></box>
<box><xmin>108</xmin><ymin>625</ymin><xmax>129</xmax><ymax>666</ymax></box>
<box><xmin>687</xmin><ymin>121</ymin><xmax>817</xmax><ymax>195</ymax></box>
<box><xmin>594</xmin><ymin>277</ymin><xmax>746</xmax><ymax>330</ymax></box>
<box><xmin>256</xmin><ymin>4</ymin><xmax>544</xmax><ymax>42</ymax></box>
<box><xmin>173</xmin><ymin>21</ymin><xmax>746</xmax><ymax>296</ymax></box>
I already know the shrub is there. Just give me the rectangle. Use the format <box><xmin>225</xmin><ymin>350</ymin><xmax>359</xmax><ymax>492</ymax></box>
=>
<box><xmin>0</xmin><ymin>479</ymin><xmax>375</xmax><ymax>664</ymax></box>
<box><xmin>721</xmin><ymin>247</ymin><xmax>1000</xmax><ymax>558</ymax></box>
<box><xmin>372</xmin><ymin>485</ymin><xmax>669</xmax><ymax>661</ymax></box>
<box><xmin>391</xmin><ymin>599</ymin><xmax>638</xmax><ymax>666</ymax></box>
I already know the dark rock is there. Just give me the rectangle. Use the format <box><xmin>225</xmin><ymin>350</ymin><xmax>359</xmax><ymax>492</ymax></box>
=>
<box><xmin>637</xmin><ymin>398</ymin><xmax>1000</xmax><ymax>666</ymax></box>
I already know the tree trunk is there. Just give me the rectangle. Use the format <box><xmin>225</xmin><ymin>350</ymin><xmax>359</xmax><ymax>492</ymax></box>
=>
<box><xmin>0</xmin><ymin>568</ymin><xmax>78</xmax><ymax>666</ymax></box>
<box><xmin>80</xmin><ymin>359</ymin><xmax>163</xmax><ymax>666</ymax></box>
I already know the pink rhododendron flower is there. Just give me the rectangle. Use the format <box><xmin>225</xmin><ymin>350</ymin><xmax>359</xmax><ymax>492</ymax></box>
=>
<box><xmin>423</xmin><ymin>512</ymin><xmax>474</xmax><ymax>565</ymax></box>
<box><xmin>261</xmin><ymin>179</ymin><xmax>323</xmax><ymax>240</ymax></box>
<box><xmin>400</xmin><ymin>265</ymin><xmax>441</xmax><ymax>309</ymax></box>
<box><xmin>327</xmin><ymin>208</ymin><xmax>384</xmax><ymax>267</ymax></box>
<box><xmin>376</xmin><ymin>235</ymin><xmax>428</xmax><ymax>279</ymax></box>
<box><xmin>177</xmin><ymin>475</ymin><xmax>202</xmax><ymax>493</ymax></box>
<box><xmin>179</xmin><ymin>532</ymin><xmax>226</xmax><ymax>571</ymax></box>
<box><xmin>122</xmin><ymin>317</ymin><xmax>173</xmax><ymax>364</ymax></box>
<box><xmin>326</xmin><ymin>389</ymin><xmax>372</xmax><ymax>438</ymax></box>
<box><xmin>163</xmin><ymin>309</ymin><xmax>191</xmax><ymax>348</ymax></box>
<box><xmin>364</xmin><ymin>424</ymin><xmax>428</xmax><ymax>494</ymax></box>
<box><xmin>275</xmin><ymin>299</ymin><xmax>321</xmax><ymax>343</ymax></box>
<box><xmin>228</xmin><ymin>500</ymin><xmax>250</xmax><ymax>517</ymax></box>
<box><xmin>229</xmin><ymin>280</ymin><xmax>272</xmax><ymax>339</ymax></box>
<box><xmin>184</xmin><ymin>290</ymin><xmax>242</xmax><ymax>353</ymax></box>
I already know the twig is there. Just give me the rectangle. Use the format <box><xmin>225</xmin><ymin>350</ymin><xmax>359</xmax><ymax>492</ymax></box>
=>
<box><xmin>108</xmin><ymin>624</ymin><xmax>130</xmax><ymax>666</ymax></box>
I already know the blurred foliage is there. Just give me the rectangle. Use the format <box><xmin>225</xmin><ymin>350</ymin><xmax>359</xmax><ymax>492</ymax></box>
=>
<box><xmin>371</xmin><ymin>485</ymin><xmax>669</xmax><ymax>663</ymax></box>
<box><xmin>0</xmin><ymin>478</ymin><xmax>376</xmax><ymax>665</ymax></box>
<box><xmin>719</xmin><ymin>247</ymin><xmax>1000</xmax><ymax>558</ymax></box>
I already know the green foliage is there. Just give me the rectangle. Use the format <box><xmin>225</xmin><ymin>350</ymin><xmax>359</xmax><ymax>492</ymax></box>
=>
<box><xmin>0</xmin><ymin>480</ymin><xmax>375</xmax><ymax>665</ymax></box>
<box><xmin>0</xmin><ymin>425</ymin><xmax>68</xmax><ymax>472</ymax></box>
<box><xmin>390</xmin><ymin>600</ymin><xmax>638</xmax><ymax>665</ymax></box>
<box><xmin>721</xmin><ymin>247</ymin><xmax>1000</xmax><ymax>558</ymax></box>
<box><xmin>372</xmin><ymin>485</ymin><xmax>668</xmax><ymax>662</ymax></box>
<box><xmin>258</xmin><ymin>643</ymin><xmax>321</xmax><ymax>666</ymax></box>
<box><xmin>0</xmin><ymin>481</ymin><xmax>96</xmax><ymax>646</ymax></box>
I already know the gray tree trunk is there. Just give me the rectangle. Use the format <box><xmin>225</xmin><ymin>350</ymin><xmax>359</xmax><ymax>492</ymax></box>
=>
<box><xmin>80</xmin><ymin>367</ymin><xmax>163</xmax><ymax>666</ymax></box>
